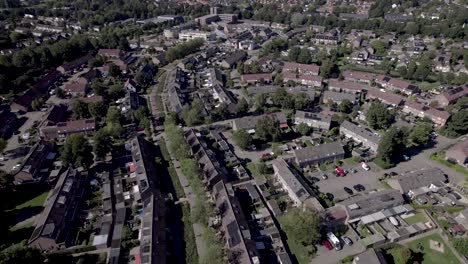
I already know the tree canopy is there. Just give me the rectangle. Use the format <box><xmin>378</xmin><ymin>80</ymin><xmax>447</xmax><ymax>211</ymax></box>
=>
<box><xmin>367</xmin><ymin>102</ymin><xmax>394</xmax><ymax>130</ymax></box>
<box><xmin>279</xmin><ymin>209</ymin><xmax>320</xmax><ymax>249</ymax></box>
<box><xmin>442</xmin><ymin>109</ymin><xmax>468</xmax><ymax>138</ymax></box>
<box><xmin>377</xmin><ymin>127</ymin><xmax>408</xmax><ymax>166</ymax></box>
<box><xmin>232</xmin><ymin>130</ymin><xmax>253</xmax><ymax>150</ymax></box>
<box><xmin>255</xmin><ymin>116</ymin><xmax>282</xmax><ymax>142</ymax></box>
<box><xmin>61</xmin><ymin>134</ymin><xmax>94</xmax><ymax>169</ymax></box>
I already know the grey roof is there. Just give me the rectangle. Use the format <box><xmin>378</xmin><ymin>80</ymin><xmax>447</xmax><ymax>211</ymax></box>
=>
<box><xmin>293</xmin><ymin>141</ymin><xmax>344</xmax><ymax>164</ymax></box>
<box><xmin>397</xmin><ymin>168</ymin><xmax>447</xmax><ymax>193</ymax></box>
<box><xmin>272</xmin><ymin>159</ymin><xmax>311</xmax><ymax>202</ymax></box>
<box><xmin>232</xmin><ymin>112</ymin><xmax>287</xmax><ymax>131</ymax></box>
<box><xmin>223</xmin><ymin>50</ymin><xmax>247</xmax><ymax>66</ymax></box>
<box><xmin>354</xmin><ymin>248</ymin><xmax>387</xmax><ymax>264</ymax></box>
<box><xmin>295</xmin><ymin>110</ymin><xmax>332</xmax><ymax>126</ymax></box>
<box><xmin>342</xmin><ymin>189</ymin><xmax>404</xmax><ymax>220</ymax></box>
<box><xmin>340</xmin><ymin>121</ymin><xmax>381</xmax><ymax>145</ymax></box>
<box><xmin>323</xmin><ymin>90</ymin><xmax>356</xmax><ymax>102</ymax></box>
<box><xmin>166</xmin><ymin>67</ymin><xmax>187</xmax><ymax>113</ymax></box>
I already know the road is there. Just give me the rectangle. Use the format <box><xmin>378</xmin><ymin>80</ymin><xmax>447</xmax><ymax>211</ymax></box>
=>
<box><xmin>161</xmin><ymin>134</ymin><xmax>206</xmax><ymax>259</ymax></box>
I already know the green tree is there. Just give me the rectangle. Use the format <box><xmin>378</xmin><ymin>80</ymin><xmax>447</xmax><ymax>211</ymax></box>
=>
<box><xmin>388</xmin><ymin>246</ymin><xmax>413</xmax><ymax>264</ymax></box>
<box><xmin>71</xmin><ymin>99</ymin><xmax>90</xmax><ymax>118</ymax></box>
<box><xmin>232</xmin><ymin>130</ymin><xmax>253</xmax><ymax>150</ymax></box>
<box><xmin>279</xmin><ymin>209</ymin><xmax>321</xmax><ymax>248</ymax></box>
<box><xmin>297</xmin><ymin>48</ymin><xmax>312</xmax><ymax>64</ymax></box>
<box><xmin>320</xmin><ymin>60</ymin><xmax>337</xmax><ymax>78</ymax></box>
<box><xmin>442</xmin><ymin>109</ymin><xmax>468</xmax><ymax>138</ymax></box>
<box><xmin>0</xmin><ymin>138</ymin><xmax>6</xmax><ymax>153</ymax></box>
<box><xmin>31</xmin><ymin>98</ymin><xmax>44</xmax><ymax>111</ymax></box>
<box><xmin>294</xmin><ymin>93</ymin><xmax>310</xmax><ymax>110</ymax></box>
<box><xmin>106</xmin><ymin>107</ymin><xmax>123</xmax><ymax>124</ymax></box>
<box><xmin>338</xmin><ymin>99</ymin><xmax>353</xmax><ymax>114</ymax></box>
<box><xmin>88</xmin><ymin>102</ymin><xmax>107</xmax><ymax>119</ymax></box>
<box><xmin>408</xmin><ymin>122</ymin><xmax>432</xmax><ymax>146</ymax></box>
<box><xmin>370</xmin><ymin>40</ymin><xmax>388</xmax><ymax>55</ymax></box>
<box><xmin>181</xmin><ymin>99</ymin><xmax>204</xmax><ymax>127</ymax></box>
<box><xmin>93</xmin><ymin>129</ymin><xmax>112</xmax><ymax>159</ymax></box>
<box><xmin>236</xmin><ymin>98</ymin><xmax>249</xmax><ymax>115</ymax></box>
<box><xmin>288</xmin><ymin>46</ymin><xmax>301</xmax><ymax>62</ymax></box>
<box><xmin>0</xmin><ymin>244</ymin><xmax>44</xmax><ymax>264</ymax></box>
<box><xmin>377</xmin><ymin>127</ymin><xmax>408</xmax><ymax>166</ymax></box>
<box><xmin>61</xmin><ymin>134</ymin><xmax>94</xmax><ymax>169</ymax></box>
<box><xmin>108</xmin><ymin>64</ymin><xmax>122</xmax><ymax>77</ymax></box>
<box><xmin>108</xmin><ymin>84</ymin><xmax>124</xmax><ymax>99</ymax></box>
<box><xmin>255</xmin><ymin>116</ymin><xmax>282</xmax><ymax>142</ymax></box>
<box><xmin>296</xmin><ymin>123</ymin><xmax>311</xmax><ymax>136</ymax></box>
<box><xmin>254</xmin><ymin>93</ymin><xmax>267</xmax><ymax>110</ymax></box>
<box><xmin>366</xmin><ymin>102</ymin><xmax>393</xmax><ymax>130</ymax></box>
<box><xmin>452</xmin><ymin>237</ymin><xmax>468</xmax><ymax>256</ymax></box>
<box><xmin>0</xmin><ymin>170</ymin><xmax>12</xmax><ymax>189</ymax></box>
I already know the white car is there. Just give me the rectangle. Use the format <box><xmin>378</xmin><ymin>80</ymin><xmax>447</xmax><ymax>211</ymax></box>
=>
<box><xmin>361</xmin><ymin>162</ymin><xmax>370</xmax><ymax>171</ymax></box>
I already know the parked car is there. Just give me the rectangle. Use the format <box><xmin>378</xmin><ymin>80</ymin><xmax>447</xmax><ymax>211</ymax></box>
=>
<box><xmin>322</xmin><ymin>240</ymin><xmax>333</xmax><ymax>250</ymax></box>
<box><xmin>335</xmin><ymin>167</ymin><xmax>346</xmax><ymax>177</ymax></box>
<box><xmin>353</xmin><ymin>184</ymin><xmax>365</xmax><ymax>192</ymax></box>
<box><xmin>350</xmin><ymin>168</ymin><xmax>357</xmax><ymax>173</ymax></box>
<box><xmin>361</xmin><ymin>162</ymin><xmax>370</xmax><ymax>171</ymax></box>
<box><xmin>402</xmin><ymin>155</ymin><xmax>410</xmax><ymax>161</ymax></box>
<box><xmin>344</xmin><ymin>187</ymin><xmax>353</xmax><ymax>195</ymax></box>
<box><xmin>321</xmin><ymin>173</ymin><xmax>328</xmax><ymax>180</ymax></box>
<box><xmin>310</xmin><ymin>177</ymin><xmax>320</xmax><ymax>184</ymax></box>
<box><xmin>342</xmin><ymin>236</ymin><xmax>353</xmax><ymax>245</ymax></box>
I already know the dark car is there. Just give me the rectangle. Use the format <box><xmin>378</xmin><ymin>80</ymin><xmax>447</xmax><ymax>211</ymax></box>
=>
<box><xmin>310</xmin><ymin>177</ymin><xmax>320</xmax><ymax>184</ymax></box>
<box><xmin>389</xmin><ymin>171</ymin><xmax>398</xmax><ymax>176</ymax></box>
<box><xmin>326</xmin><ymin>193</ymin><xmax>334</xmax><ymax>200</ymax></box>
<box><xmin>353</xmin><ymin>184</ymin><xmax>365</xmax><ymax>192</ymax></box>
<box><xmin>344</xmin><ymin>187</ymin><xmax>353</xmax><ymax>195</ymax></box>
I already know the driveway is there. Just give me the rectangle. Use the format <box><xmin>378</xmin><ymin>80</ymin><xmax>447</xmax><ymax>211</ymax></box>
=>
<box><xmin>312</xmin><ymin>230</ymin><xmax>365</xmax><ymax>264</ymax></box>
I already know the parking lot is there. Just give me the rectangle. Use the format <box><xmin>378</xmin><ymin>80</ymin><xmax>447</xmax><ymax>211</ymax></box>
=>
<box><xmin>1</xmin><ymin>111</ymin><xmax>46</xmax><ymax>173</ymax></box>
<box><xmin>312</xmin><ymin>230</ymin><xmax>365</xmax><ymax>264</ymax></box>
<box><xmin>310</xmin><ymin>163</ymin><xmax>385</xmax><ymax>201</ymax></box>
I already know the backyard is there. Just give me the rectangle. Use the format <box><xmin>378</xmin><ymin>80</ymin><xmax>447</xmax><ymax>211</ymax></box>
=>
<box><xmin>404</xmin><ymin>211</ymin><xmax>428</xmax><ymax>225</ymax></box>
<box><xmin>430</xmin><ymin>152</ymin><xmax>468</xmax><ymax>176</ymax></box>
<box><xmin>406</xmin><ymin>233</ymin><xmax>460</xmax><ymax>264</ymax></box>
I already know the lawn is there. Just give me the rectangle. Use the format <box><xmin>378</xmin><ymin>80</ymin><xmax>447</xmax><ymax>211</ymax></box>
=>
<box><xmin>12</xmin><ymin>191</ymin><xmax>49</xmax><ymax>211</ymax></box>
<box><xmin>430</xmin><ymin>152</ymin><xmax>468</xmax><ymax>176</ymax></box>
<box><xmin>404</xmin><ymin>211</ymin><xmax>428</xmax><ymax>225</ymax></box>
<box><xmin>343</xmin><ymin>157</ymin><xmax>359</xmax><ymax>166</ymax></box>
<box><xmin>406</xmin><ymin>233</ymin><xmax>460</xmax><ymax>264</ymax></box>
<box><xmin>277</xmin><ymin>218</ymin><xmax>311</xmax><ymax>264</ymax></box>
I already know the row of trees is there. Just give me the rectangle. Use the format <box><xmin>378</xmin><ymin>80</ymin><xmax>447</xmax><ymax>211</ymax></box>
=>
<box><xmin>165</xmin><ymin>39</ymin><xmax>204</xmax><ymax>62</ymax></box>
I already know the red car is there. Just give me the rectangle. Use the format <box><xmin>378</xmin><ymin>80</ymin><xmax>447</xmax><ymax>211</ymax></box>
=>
<box><xmin>335</xmin><ymin>167</ymin><xmax>345</xmax><ymax>177</ymax></box>
<box><xmin>322</xmin><ymin>240</ymin><xmax>333</xmax><ymax>250</ymax></box>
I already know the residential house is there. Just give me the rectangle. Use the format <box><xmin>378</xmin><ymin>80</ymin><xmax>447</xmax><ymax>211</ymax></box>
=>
<box><xmin>282</xmin><ymin>72</ymin><xmax>322</xmax><ymax>87</ymax></box>
<box><xmin>232</xmin><ymin>112</ymin><xmax>287</xmax><ymax>132</ymax></box>
<box><xmin>342</xmin><ymin>70</ymin><xmax>376</xmax><ymax>84</ymax></box>
<box><xmin>446</xmin><ymin>139</ymin><xmax>468</xmax><ymax>165</ymax></box>
<box><xmin>185</xmin><ymin>129</ymin><xmax>226</xmax><ymax>188</ymax></box>
<box><xmin>328</xmin><ymin>79</ymin><xmax>366</xmax><ymax>94</ymax></box>
<box><xmin>353</xmin><ymin>248</ymin><xmax>388</xmax><ymax>264</ymax></box>
<box><xmin>57</xmin><ymin>54</ymin><xmax>93</xmax><ymax>73</ymax></box>
<box><xmin>312</xmin><ymin>34</ymin><xmax>338</xmax><ymax>45</ymax></box>
<box><xmin>340</xmin><ymin>121</ymin><xmax>381</xmax><ymax>152</ymax></box>
<box><xmin>241</xmin><ymin>73</ymin><xmax>273</xmax><ymax>84</ymax></box>
<box><xmin>212</xmin><ymin>181</ymin><xmax>259</xmax><ymax>264</ymax></box>
<box><xmin>387</xmin><ymin>168</ymin><xmax>447</xmax><ymax>198</ymax></box>
<box><xmin>41</xmin><ymin>104</ymin><xmax>68</xmax><ymax>127</ymax></box>
<box><xmin>13</xmin><ymin>141</ymin><xmax>52</xmax><ymax>185</ymax></box>
<box><xmin>366</xmin><ymin>88</ymin><xmax>404</xmax><ymax>106</ymax></box>
<box><xmin>220</xmin><ymin>51</ymin><xmax>247</xmax><ymax>68</ymax></box>
<box><xmin>282</xmin><ymin>62</ymin><xmax>320</xmax><ymax>76</ymax></box>
<box><xmin>28</xmin><ymin>169</ymin><xmax>86</xmax><ymax>251</ymax></box>
<box><xmin>322</xmin><ymin>91</ymin><xmax>357</xmax><ymax>104</ymax></box>
<box><xmin>166</xmin><ymin>67</ymin><xmax>187</xmax><ymax>113</ymax></box>
<box><xmin>130</xmin><ymin>136</ymin><xmax>167</xmax><ymax>264</ymax></box>
<box><xmin>272</xmin><ymin>159</ymin><xmax>311</xmax><ymax>206</ymax></box>
<box><xmin>425</xmin><ymin>108</ymin><xmax>450</xmax><ymax>126</ymax></box>
<box><xmin>63</xmin><ymin>82</ymin><xmax>87</xmax><ymax>97</ymax></box>
<box><xmin>77</xmin><ymin>69</ymin><xmax>101</xmax><ymax>85</ymax></box>
<box><xmin>124</xmin><ymin>79</ymin><xmax>138</xmax><ymax>92</ymax></box>
<box><xmin>434</xmin><ymin>51</ymin><xmax>451</xmax><ymax>73</ymax></box>
<box><xmin>341</xmin><ymin>189</ymin><xmax>406</xmax><ymax>224</ymax></box>
<box><xmin>10</xmin><ymin>89</ymin><xmax>41</xmax><ymax>112</ymax></box>
<box><xmin>376</xmin><ymin>76</ymin><xmax>419</xmax><ymax>95</ymax></box>
<box><xmin>435</xmin><ymin>85</ymin><xmax>468</xmax><ymax>107</ymax></box>
<box><xmin>293</xmin><ymin>141</ymin><xmax>345</xmax><ymax>168</ymax></box>
<box><xmin>40</xmin><ymin>119</ymin><xmax>96</xmax><ymax>140</ymax></box>
<box><xmin>294</xmin><ymin>111</ymin><xmax>331</xmax><ymax>130</ymax></box>
<box><xmin>98</xmin><ymin>49</ymin><xmax>123</xmax><ymax>58</ymax></box>
<box><xmin>402</xmin><ymin>101</ymin><xmax>426</xmax><ymax>118</ymax></box>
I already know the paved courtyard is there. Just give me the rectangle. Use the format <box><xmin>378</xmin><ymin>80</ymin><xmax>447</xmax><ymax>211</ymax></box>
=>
<box><xmin>312</xmin><ymin>229</ymin><xmax>365</xmax><ymax>264</ymax></box>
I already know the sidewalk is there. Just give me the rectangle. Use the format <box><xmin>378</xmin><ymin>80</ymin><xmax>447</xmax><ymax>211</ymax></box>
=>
<box><xmin>163</xmin><ymin>134</ymin><xmax>206</xmax><ymax>259</ymax></box>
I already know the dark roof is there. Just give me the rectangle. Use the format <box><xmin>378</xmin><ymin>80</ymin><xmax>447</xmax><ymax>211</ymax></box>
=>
<box><xmin>397</xmin><ymin>168</ymin><xmax>447</xmax><ymax>193</ymax></box>
<box><xmin>293</xmin><ymin>141</ymin><xmax>344</xmax><ymax>164</ymax></box>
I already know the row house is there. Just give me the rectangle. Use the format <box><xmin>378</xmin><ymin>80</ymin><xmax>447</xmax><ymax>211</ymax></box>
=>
<box><xmin>294</xmin><ymin>111</ymin><xmax>332</xmax><ymax>130</ymax></box>
<box><xmin>282</xmin><ymin>62</ymin><xmax>320</xmax><ymax>76</ymax></box>
<box><xmin>366</xmin><ymin>88</ymin><xmax>404</xmax><ymax>106</ymax></box>
<box><xmin>328</xmin><ymin>79</ymin><xmax>367</xmax><ymax>94</ymax></box>
<box><xmin>293</xmin><ymin>141</ymin><xmax>345</xmax><ymax>168</ymax></box>
<box><xmin>13</xmin><ymin>141</ymin><xmax>52</xmax><ymax>185</ymax></box>
<box><xmin>340</xmin><ymin>121</ymin><xmax>381</xmax><ymax>152</ymax></box>
<box><xmin>57</xmin><ymin>54</ymin><xmax>93</xmax><ymax>73</ymax></box>
<box><xmin>342</xmin><ymin>70</ymin><xmax>376</xmax><ymax>84</ymax></box>
<box><xmin>282</xmin><ymin>72</ymin><xmax>322</xmax><ymax>87</ymax></box>
<box><xmin>40</xmin><ymin>119</ymin><xmax>96</xmax><ymax>140</ymax></box>
<box><xmin>232</xmin><ymin>112</ymin><xmax>287</xmax><ymax>133</ymax></box>
<box><xmin>323</xmin><ymin>90</ymin><xmax>357</xmax><ymax>104</ymax></box>
<box><xmin>376</xmin><ymin>76</ymin><xmax>420</xmax><ymax>95</ymax></box>
<box><xmin>63</xmin><ymin>82</ymin><xmax>87</xmax><ymax>97</ymax></box>
<box><xmin>435</xmin><ymin>85</ymin><xmax>468</xmax><ymax>107</ymax></box>
<box><xmin>241</xmin><ymin>73</ymin><xmax>273</xmax><ymax>84</ymax></box>
<box><xmin>272</xmin><ymin>158</ymin><xmax>312</xmax><ymax>207</ymax></box>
